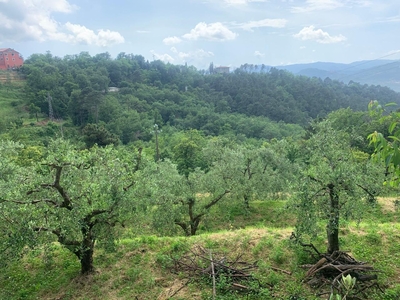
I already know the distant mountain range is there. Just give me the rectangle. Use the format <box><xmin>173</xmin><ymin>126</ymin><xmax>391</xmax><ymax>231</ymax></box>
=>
<box><xmin>243</xmin><ymin>60</ymin><xmax>400</xmax><ymax>92</ymax></box>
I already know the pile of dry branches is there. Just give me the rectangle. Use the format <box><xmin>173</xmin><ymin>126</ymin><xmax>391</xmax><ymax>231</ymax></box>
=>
<box><xmin>171</xmin><ymin>245</ymin><xmax>266</xmax><ymax>296</ymax></box>
<box><xmin>301</xmin><ymin>250</ymin><xmax>382</xmax><ymax>298</ymax></box>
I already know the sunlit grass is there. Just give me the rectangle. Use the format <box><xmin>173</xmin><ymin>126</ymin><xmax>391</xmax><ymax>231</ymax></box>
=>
<box><xmin>0</xmin><ymin>85</ymin><xmax>26</xmax><ymax>118</ymax></box>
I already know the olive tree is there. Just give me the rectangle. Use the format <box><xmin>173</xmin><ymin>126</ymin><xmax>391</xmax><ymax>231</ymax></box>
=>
<box><xmin>203</xmin><ymin>140</ymin><xmax>295</xmax><ymax>208</ymax></box>
<box><xmin>140</xmin><ymin>158</ymin><xmax>230</xmax><ymax>236</ymax></box>
<box><xmin>294</xmin><ymin>121</ymin><xmax>383</xmax><ymax>254</ymax></box>
<box><xmin>0</xmin><ymin>139</ymin><xmax>142</xmax><ymax>274</ymax></box>
<box><xmin>0</xmin><ymin>141</ymin><xmax>39</xmax><ymax>267</ymax></box>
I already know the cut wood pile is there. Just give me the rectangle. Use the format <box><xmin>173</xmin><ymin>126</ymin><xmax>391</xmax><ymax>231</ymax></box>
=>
<box><xmin>170</xmin><ymin>245</ymin><xmax>269</xmax><ymax>297</ymax></box>
<box><xmin>301</xmin><ymin>250</ymin><xmax>383</xmax><ymax>299</ymax></box>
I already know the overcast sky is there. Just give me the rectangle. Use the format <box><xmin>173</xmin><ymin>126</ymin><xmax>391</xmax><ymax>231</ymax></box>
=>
<box><xmin>1</xmin><ymin>0</ymin><xmax>400</xmax><ymax>69</ymax></box>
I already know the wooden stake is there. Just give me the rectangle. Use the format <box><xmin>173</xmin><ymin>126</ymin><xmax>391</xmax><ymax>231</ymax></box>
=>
<box><xmin>210</xmin><ymin>250</ymin><xmax>216</xmax><ymax>300</ymax></box>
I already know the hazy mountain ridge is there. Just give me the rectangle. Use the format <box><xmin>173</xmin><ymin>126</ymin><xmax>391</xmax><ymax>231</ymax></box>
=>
<box><xmin>242</xmin><ymin>60</ymin><xmax>400</xmax><ymax>92</ymax></box>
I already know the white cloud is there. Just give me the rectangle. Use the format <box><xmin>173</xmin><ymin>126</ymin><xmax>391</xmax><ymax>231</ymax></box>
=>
<box><xmin>291</xmin><ymin>0</ymin><xmax>344</xmax><ymax>13</ymax></box>
<box><xmin>34</xmin><ymin>0</ymin><xmax>77</xmax><ymax>13</ymax></box>
<box><xmin>165</xmin><ymin>47</ymin><xmax>214</xmax><ymax>65</ymax></box>
<box><xmin>293</xmin><ymin>25</ymin><xmax>346</xmax><ymax>43</ymax></box>
<box><xmin>65</xmin><ymin>23</ymin><xmax>124</xmax><ymax>46</ymax></box>
<box><xmin>384</xmin><ymin>49</ymin><xmax>400</xmax><ymax>58</ymax></box>
<box><xmin>377</xmin><ymin>16</ymin><xmax>400</xmax><ymax>23</ymax></box>
<box><xmin>349</xmin><ymin>0</ymin><xmax>373</xmax><ymax>7</ymax></box>
<box><xmin>224</xmin><ymin>0</ymin><xmax>266</xmax><ymax>5</ymax></box>
<box><xmin>163</xmin><ymin>36</ymin><xmax>182</xmax><ymax>45</ymax></box>
<box><xmin>254</xmin><ymin>50</ymin><xmax>265</xmax><ymax>58</ymax></box>
<box><xmin>238</xmin><ymin>19</ymin><xmax>287</xmax><ymax>31</ymax></box>
<box><xmin>291</xmin><ymin>0</ymin><xmax>373</xmax><ymax>13</ymax></box>
<box><xmin>151</xmin><ymin>50</ymin><xmax>174</xmax><ymax>63</ymax></box>
<box><xmin>183</xmin><ymin>22</ymin><xmax>237</xmax><ymax>41</ymax></box>
<box><xmin>178</xmin><ymin>49</ymin><xmax>214</xmax><ymax>61</ymax></box>
<box><xmin>0</xmin><ymin>0</ymin><xmax>124</xmax><ymax>46</ymax></box>
<box><xmin>386</xmin><ymin>49</ymin><xmax>400</xmax><ymax>55</ymax></box>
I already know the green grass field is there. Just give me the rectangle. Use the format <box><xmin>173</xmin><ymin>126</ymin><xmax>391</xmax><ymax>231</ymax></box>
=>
<box><xmin>0</xmin><ymin>79</ymin><xmax>27</xmax><ymax>121</ymax></box>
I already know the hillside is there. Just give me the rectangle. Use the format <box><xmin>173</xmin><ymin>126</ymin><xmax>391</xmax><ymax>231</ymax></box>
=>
<box><xmin>275</xmin><ymin>60</ymin><xmax>395</xmax><ymax>74</ymax></box>
<box><xmin>0</xmin><ymin>77</ymin><xmax>29</xmax><ymax>132</ymax></box>
<box><xmin>0</xmin><ymin>70</ymin><xmax>24</xmax><ymax>83</ymax></box>
<box><xmin>8</xmin><ymin>52</ymin><xmax>400</xmax><ymax>146</ymax></box>
<box><xmin>273</xmin><ymin>60</ymin><xmax>400</xmax><ymax>92</ymax></box>
<box><xmin>292</xmin><ymin>61</ymin><xmax>400</xmax><ymax>92</ymax></box>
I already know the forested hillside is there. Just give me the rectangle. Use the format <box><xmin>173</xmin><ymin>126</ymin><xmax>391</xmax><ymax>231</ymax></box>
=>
<box><xmin>279</xmin><ymin>60</ymin><xmax>400</xmax><ymax>92</ymax></box>
<box><xmin>238</xmin><ymin>60</ymin><xmax>400</xmax><ymax>92</ymax></box>
<box><xmin>16</xmin><ymin>52</ymin><xmax>400</xmax><ymax>145</ymax></box>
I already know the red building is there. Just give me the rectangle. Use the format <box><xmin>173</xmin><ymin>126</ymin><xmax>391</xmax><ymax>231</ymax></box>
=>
<box><xmin>0</xmin><ymin>48</ymin><xmax>24</xmax><ymax>70</ymax></box>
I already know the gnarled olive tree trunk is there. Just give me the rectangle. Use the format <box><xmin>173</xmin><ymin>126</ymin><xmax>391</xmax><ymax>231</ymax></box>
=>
<box><xmin>326</xmin><ymin>183</ymin><xmax>339</xmax><ymax>254</ymax></box>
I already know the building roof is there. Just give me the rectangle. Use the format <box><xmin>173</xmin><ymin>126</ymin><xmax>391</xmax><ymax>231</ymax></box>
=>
<box><xmin>0</xmin><ymin>48</ymin><xmax>17</xmax><ymax>52</ymax></box>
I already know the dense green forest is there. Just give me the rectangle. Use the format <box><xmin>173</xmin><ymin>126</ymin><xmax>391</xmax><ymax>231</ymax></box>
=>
<box><xmin>1</xmin><ymin>52</ymin><xmax>400</xmax><ymax>299</ymax></box>
<box><xmin>9</xmin><ymin>51</ymin><xmax>400</xmax><ymax>145</ymax></box>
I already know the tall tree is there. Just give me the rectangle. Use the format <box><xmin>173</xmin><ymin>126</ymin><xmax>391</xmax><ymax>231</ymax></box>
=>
<box><xmin>82</xmin><ymin>124</ymin><xmax>120</xmax><ymax>148</ymax></box>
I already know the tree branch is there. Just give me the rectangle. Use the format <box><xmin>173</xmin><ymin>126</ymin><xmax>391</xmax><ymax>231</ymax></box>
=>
<box><xmin>134</xmin><ymin>147</ymin><xmax>142</xmax><ymax>172</ymax></box>
<box><xmin>33</xmin><ymin>227</ymin><xmax>80</xmax><ymax>247</ymax></box>
<box><xmin>83</xmin><ymin>209</ymin><xmax>109</xmax><ymax>224</ymax></box>
<box><xmin>40</xmin><ymin>164</ymin><xmax>73</xmax><ymax>210</ymax></box>
<box><xmin>356</xmin><ymin>184</ymin><xmax>376</xmax><ymax>202</ymax></box>
<box><xmin>203</xmin><ymin>190</ymin><xmax>230</xmax><ymax>210</ymax></box>
<box><xmin>123</xmin><ymin>181</ymin><xmax>136</xmax><ymax>191</ymax></box>
<box><xmin>123</xmin><ymin>148</ymin><xmax>142</xmax><ymax>191</ymax></box>
<box><xmin>174</xmin><ymin>219</ymin><xmax>190</xmax><ymax>236</ymax></box>
<box><xmin>1</xmin><ymin>198</ymin><xmax>59</xmax><ymax>207</ymax></box>
<box><xmin>308</xmin><ymin>175</ymin><xmax>324</xmax><ymax>185</ymax></box>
